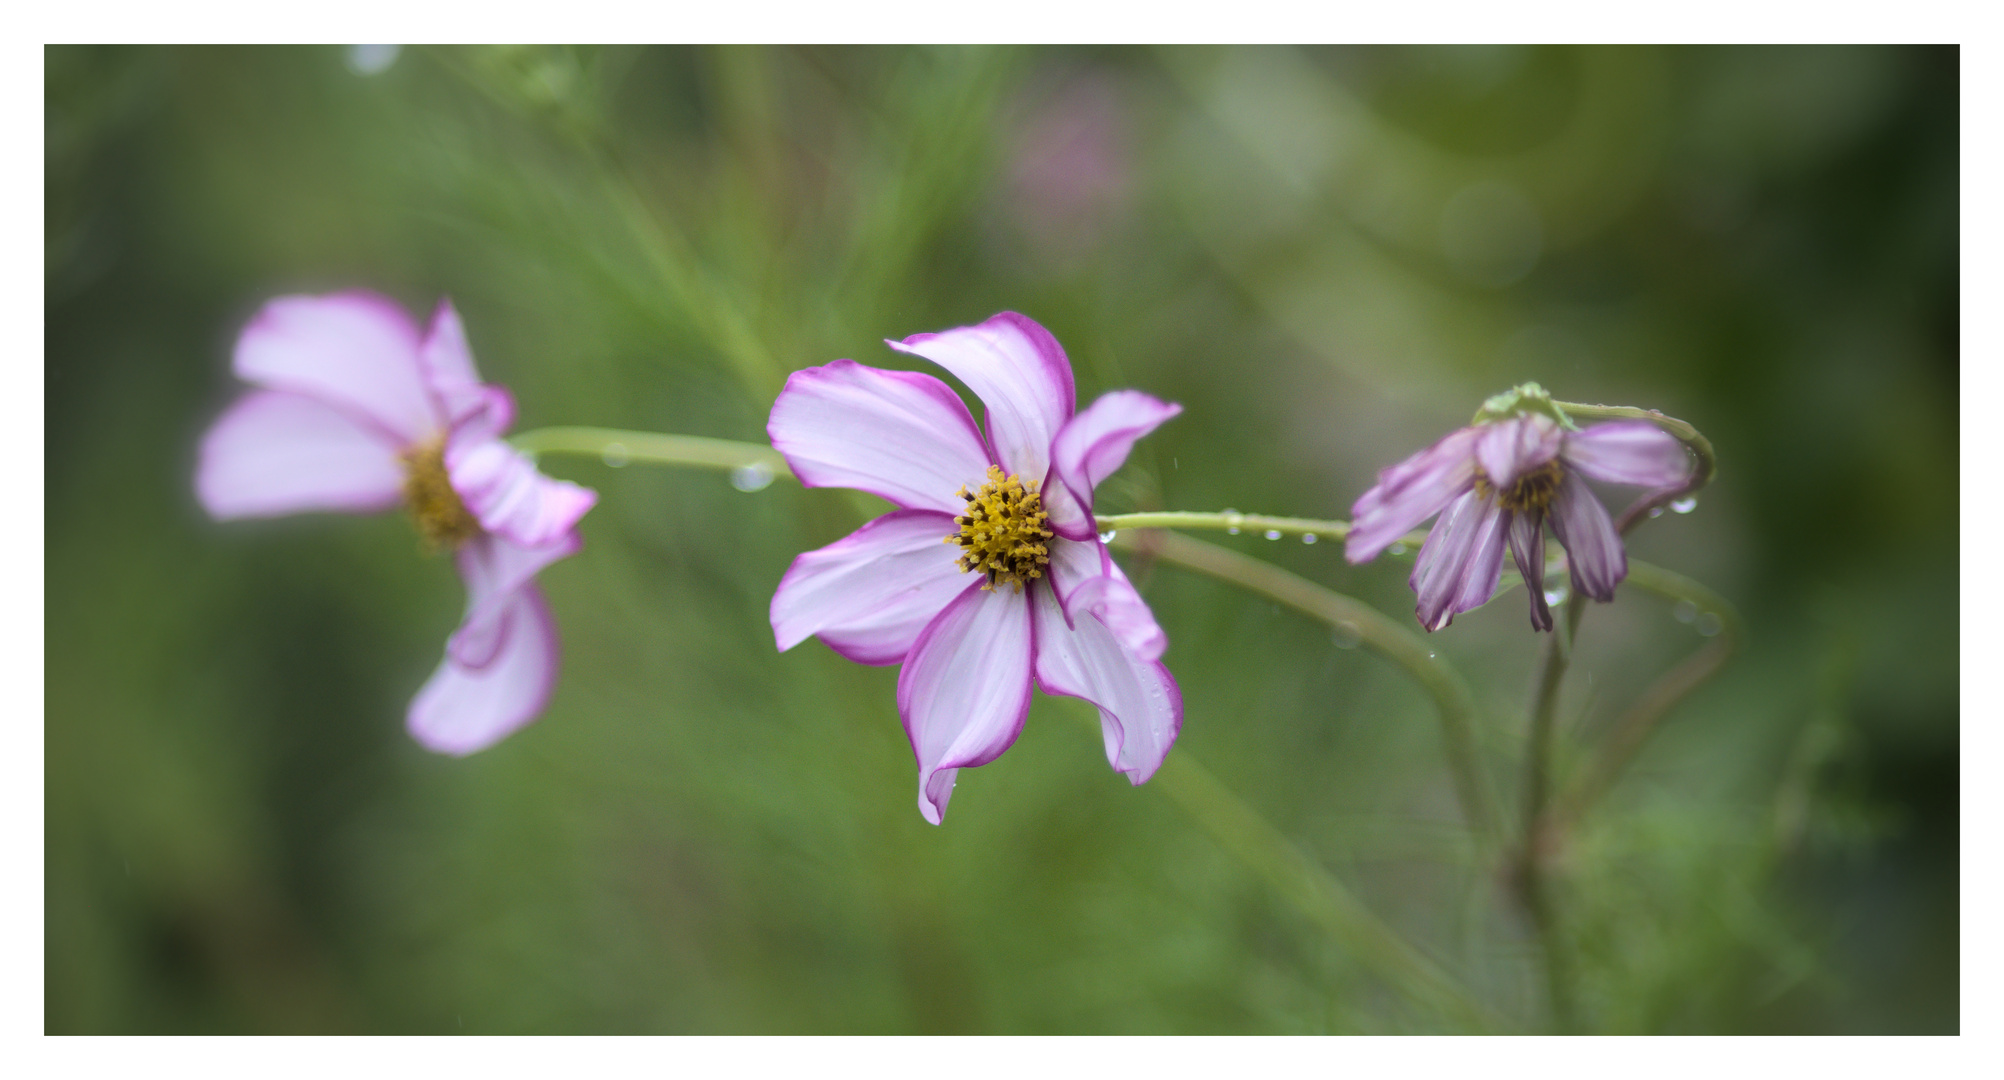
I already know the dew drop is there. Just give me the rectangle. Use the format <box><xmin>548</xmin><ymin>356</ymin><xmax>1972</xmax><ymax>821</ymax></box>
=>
<box><xmin>1427</xmin><ymin>650</ymin><xmax>1438</xmax><ymax>659</ymax></box>
<box><xmin>602</xmin><ymin>443</ymin><xmax>631</xmax><ymax>468</ymax></box>
<box><xmin>1671</xmin><ymin>497</ymin><xmax>1699</xmax><ymax>514</ymax></box>
<box><xmin>1099</xmin><ymin>529</ymin><xmax>1118</xmax><ymax>544</ymax></box>
<box><xmin>1673</xmin><ymin>600</ymin><xmax>1698</xmax><ymax>624</ymax></box>
<box><xmin>1648</xmin><ymin>507</ymin><xmax>1664</xmax><ymax>519</ymax></box>
<box><xmin>1389</xmin><ymin>542</ymin><xmax>1408</xmax><ymax>556</ymax></box>
<box><xmin>1264</xmin><ymin>529</ymin><xmax>1282</xmax><ymax>540</ymax></box>
<box><xmin>1543</xmin><ymin>584</ymin><xmax>1569</xmax><ymax>607</ymax></box>
<box><xmin>1302</xmin><ymin>533</ymin><xmax>1318</xmax><ymax>544</ymax></box>
<box><xmin>1331</xmin><ymin>621</ymin><xmax>1362</xmax><ymax>649</ymax></box>
<box><xmin>1694</xmin><ymin>612</ymin><xmax>1722</xmax><ymax>637</ymax></box>
<box><xmin>731</xmin><ymin>462</ymin><xmax>774</xmax><ymax>492</ymax></box>
<box><xmin>1223</xmin><ymin>508</ymin><xmax>1243</xmax><ymax>535</ymax></box>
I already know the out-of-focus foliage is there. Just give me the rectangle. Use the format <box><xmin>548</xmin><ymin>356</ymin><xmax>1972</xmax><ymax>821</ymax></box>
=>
<box><xmin>45</xmin><ymin>45</ymin><xmax>1956</xmax><ymax>1033</ymax></box>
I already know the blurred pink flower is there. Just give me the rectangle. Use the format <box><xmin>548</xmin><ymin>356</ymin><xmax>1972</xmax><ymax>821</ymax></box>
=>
<box><xmin>1346</xmin><ymin>390</ymin><xmax>1692</xmax><ymax>633</ymax></box>
<box><xmin>768</xmin><ymin>313</ymin><xmax>1182</xmax><ymax>824</ymax></box>
<box><xmin>196</xmin><ymin>291</ymin><xmax>597</xmax><ymax>753</ymax></box>
<box><xmin>1005</xmin><ymin>73</ymin><xmax>1134</xmax><ymax>263</ymax></box>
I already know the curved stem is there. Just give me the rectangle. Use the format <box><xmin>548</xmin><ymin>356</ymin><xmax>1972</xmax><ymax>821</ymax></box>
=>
<box><xmin>1552</xmin><ymin>401</ymin><xmax>1716</xmax><ymax>535</ymax></box>
<box><xmin>1139</xmin><ymin>734</ymin><xmax>1500</xmax><ymax>1031</ymax></box>
<box><xmin>1107</xmin><ymin>530</ymin><xmax>1499</xmax><ymax>847</ymax></box>
<box><xmin>1546</xmin><ymin>559</ymin><xmax>1742</xmax><ymax>836</ymax></box>
<box><xmin>1097</xmin><ymin>511</ymin><xmax>1350</xmax><ymax>540</ymax></box>
<box><xmin>511</xmin><ymin>427</ymin><xmax>792</xmax><ymax>478</ymax></box>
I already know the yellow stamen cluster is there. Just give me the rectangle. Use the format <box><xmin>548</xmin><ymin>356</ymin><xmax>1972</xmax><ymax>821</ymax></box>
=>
<box><xmin>1477</xmin><ymin>460</ymin><xmax>1564</xmax><ymax>514</ymax></box>
<box><xmin>946</xmin><ymin>465</ymin><xmax>1053</xmax><ymax>592</ymax></box>
<box><xmin>401</xmin><ymin>436</ymin><xmax>481</xmax><ymax>550</ymax></box>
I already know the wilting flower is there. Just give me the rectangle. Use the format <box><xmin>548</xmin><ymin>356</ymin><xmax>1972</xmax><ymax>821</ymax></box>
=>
<box><xmin>768</xmin><ymin>313</ymin><xmax>1183</xmax><ymax>824</ymax></box>
<box><xmin>1345</xmin><ymin>384</ymin><xmax>1693</xmax><ymax>632</ymax></box>
<box><xmin>196</xmin><ymin>291</ymin><xmax>596</xmax><ymax>753</ymax></box>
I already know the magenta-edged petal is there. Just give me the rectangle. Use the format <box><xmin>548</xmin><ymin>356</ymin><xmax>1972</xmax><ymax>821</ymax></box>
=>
<box><xmin>887</xmin><ymin>312</ymin><xmax>1076</xmax><ymax>483</ymax></box>
<box><xmin>1474</xmin><ymin>414</ymin><xmax>1563</xmax><ymax>492</ymax></box>
<box><xmin>195</xmin><ymin>390</ymin><xmax>407</xmax><ymax>519</ymax></box>
<box><xmin>1508</xmin><ymin>508</ymin><xmax>1553</xmax><ymax>632</ymax></box>
<box><xmin>1346</xmin><ymin>426</ymin><xmax>1482</xmax><ymax>564</ymax></box>
<box><xmin>1560</xmin><ymin>421</ymin><xmax>1693</xmax><ymax>489</ymax></box>
<box><xmin>1044</xmin><ymin>536</ymin><xmax>1108</xmax><ymax>624</ymax></box>
<box><xmin>1410</xmin><ymin>489</ymin><xmax>1509</xmax><ymax>632</ymax></box>
<box><xmin>448</xmin><ymin>531</ymin><xmax>582</xmax><ymax>669</ymax></box>
<box><xmin>1548</xmin><ymin>470</ymin><xmax>1627</xmax><ymax>601</ymax></box>
<box><xmin>769</xmin><ymin>509</ymin><xmax>969</xmax><ymax>665</ymax></box>
<box><xmin>1031</xmin><ymin>585</ymin><xmax>1183</xmax><ymax>786</ymax></box>
<box><xmin>417</xmin><ymin>299</ymin><xmax>490</xmax><ymax>426</ymax></box>
<box><xmin>408</xmin><ymin>583</ymin><xmax>559</xmax><ymax>755</ymax></box>
<box><xmin>896</xmin><ymin>582</ymin><xmax>1035</xmax><ymax>825</ymax></box>
<box><xmin>232</xmin><ymin>291</ymin><xmax>439</xmax><ymax>444</ymax></box>
<box><xmin>1060</xmin><ymin>554</ymin><xmax>1168</xmax><ymax>662</ymax></box>
<box><xmin>1044</xmin><ymin>390</ymin><xmax>1182</xmax><ymax>539</ymax></box>
<box><xmin>446</xmin><ymin>417</ymin><xmax>597</xmax><ymax>549</ymax></box>
<box><xmin>768</xmin><ymin>360</ymin><xmax>993</xmax><ymax>513</ymax></box>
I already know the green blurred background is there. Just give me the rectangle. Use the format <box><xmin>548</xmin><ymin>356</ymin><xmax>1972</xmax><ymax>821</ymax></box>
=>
<box><xmin>45</xmin><ymin>45</ymin><xmax>1957</xmax><ymax>1033</ymax></box>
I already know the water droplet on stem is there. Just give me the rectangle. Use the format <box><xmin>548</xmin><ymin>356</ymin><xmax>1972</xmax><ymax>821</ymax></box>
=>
<box><xmin>602</xmin><ymin>443</ymin><xmax>631</xmax><ymax>468</ymax></box>
<box><xmin>1301</xmin><ymin>533</ymin><xmax>1318</xmax><ymax>544</ymax></box>
<box><xmin>1331</xmin><ymin>622</ymin><xmax>1362</xmax><ymax>649</ymax></box>
<box><xmin>1263</xmin><ymin>529</ymin><xmax>1282</xmax><ymax>540</ymax></box>
<box><xmin>1671</xmin><ymin>497</ymin><xmax>1699</xmax><ymax>514</ymax></box>
<box><xmin>731</xmin><ymin>462</ymin><xmax>774</xmax><ymax>492</ymax></box>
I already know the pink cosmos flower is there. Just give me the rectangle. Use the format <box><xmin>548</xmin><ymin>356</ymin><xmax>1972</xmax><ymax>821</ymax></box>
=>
<box><xmin>767</xmin><ymin>313</ymin><xmax>1183</xmax><ymax>825</ymax></box>
<box><xmin>1345</xmin><ymin>385</ymin><xmax>1693</xmax><ymax>633</ymax></box>
<box><xmin>195</xmin><ymin>291</ymin><xmax>597</xmax><ymax>754</ymax></box>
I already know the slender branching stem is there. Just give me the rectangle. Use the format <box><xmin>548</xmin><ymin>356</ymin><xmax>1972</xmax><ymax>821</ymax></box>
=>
<box><xmin>513</xmin><ymin>426</ymin><xmax>792</xmax><ymax>477</ymax></box>
<box><xmin>1108</xmin><ymin>530</ymin><xmax>1499</xmax><ymax>848</ymax></box>
<box><xmin>1518</xmin><ymin>599</ymin><xmax>1585</xmax><ymax>1032</ymax></box>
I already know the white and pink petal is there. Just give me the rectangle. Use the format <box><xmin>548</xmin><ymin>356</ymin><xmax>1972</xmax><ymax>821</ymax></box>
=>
<box><xmin>1346</xmin><ymin>426</ymin><xmax>1482</xmax><ymax>564</ymax></box>
<box><xmin>887</xmin><ymin>312</ymin><xmax>1075</xmax><ymax>483</ymax></box>
<box><xmin>769</xmin><ymin>509</ymin><xmax>970</xmax><ymax>665</ymax></box>
<box><xmin>195</xmin><ymin>389</ymin><xmax>407</xmax><ymax>520</ymax></box>
<box><xmin>1560</xmin><ymin>421</ymin><xmax>1693</xmax><ymax>489</ymax></box>
<box><xmin>417</xmin><ymin>299</ymin><xmax>491</xmax><ymax>426</ymax></box>
<box><xmin>896</xmin><ymin>582</ymin><xmax>1035</xmax><ymax>825</ymax></box>
<box><xmin>1548</xmin><ymin>471</ymin><xmax>1627</xmax><ymax>602</ymax></box>
<box><xmin>768</xmin><ymin>360</ymin><xmax>993</xmax><ymax>513</ymax></box>
<box><xmin>445</xmin><ymin>413</ymin><xmax>597</xmax><ymax>550</ymax></box>
<box><xmin>1031</xmin><ymin>587</ymin><xmax>1182</xmax><ymax>786</ymax></box>
<box><xmin>1410</xmin><ymin>489</ymin><xmax>1510</xmax><ymax>632</ymax></box>
<box><xmin>408</xmin><ymin>583</ymin><xmax>560</xmax><ymax>755</ymax></box>
<box><xmin>448</xmin><ymin>532</ymin><xmax>583</xmax><ymax>669</ymax></box>
<box><xmin>1473</xmin><ymin>414</ymin><xmax>1563</xmax><ymax>491</ymax></box>
<box><xmin>1044</xmin><ymin>389</ymin><xmax>1182</xmax><ymax>540</ymax></box>
<box><xmin>232</xmin><ymin>291</ymin><xmax>440</xmax><ymax>444</ymax></box>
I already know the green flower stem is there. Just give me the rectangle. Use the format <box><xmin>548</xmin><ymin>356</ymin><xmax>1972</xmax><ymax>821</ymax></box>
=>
<box><xmin>1517</xmin><ymin>599</ymin><xmax>1585</xmax><ymax>1032</ymax></box>
<box><xmin>1551</xmin><ymin>401</ymin><xmax>1716</xmax><ymax>534</ymax></box>
<box><xmin>1106</xmin><ymin>529</ymin><xmax>1499</xmax><ymax>847</ymax></box>
<box><xmin>511</xmin><ymin>427</ymin><xmax>792</xmax><ymax>477</ymax></box>
<box><xmin>1136</xmin><ymin>727</ymin><xmax>1499</xmax><ymax>1031</ymax></box>
<box><xmin>1546</xmin><ymin>559</ymin><xmax>1742</xmax><ymax>837</ymax></box>
<box><xmin>1095</xmin><ymin>511</ymin><xmax>1352</xmax><ymax>540</ymax></box>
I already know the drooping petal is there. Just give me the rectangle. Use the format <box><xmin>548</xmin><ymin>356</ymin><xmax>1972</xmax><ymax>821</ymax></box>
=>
<box><xmin>408</xmin><ymin>583</ymin><xmax>560</xmax><ymax>755</ymax></box>
<box><xmin>1043</xmin><ymin>389</ymin><xmax>1182</xmax><ymax>540</ymax></box>
<box><xmin>1474</xmin><ymin>414</ymin><xmax>1563</xmax><ymax>491</ymax></box>
<box><xmin>195</xmin><ymin>390</ymin><xmax>407</xmax><ymax>519</ymax></box>
<box><xmin>1044</xmin><ymin>536</ymin><xmax>1107</xmax><ymax>623</ymax></box>
<box><xmin>1560</xmin><ymin>421</ymin><xmax>1693</xmax><ymax>489</ymax></box>
<box><xmin>1410</xmin><ymin>489</ymin><xmax>1510</xmax><ymax>632</ymax></box>
<box><xmin>768</xmin><ymin>360</ymin><xmax>993</xmax><ymax>513</ymax></box>
<box><xmin>1508</xmin><ymin>507</ymin><xmax>1553</xmax><ymax>632</ymax></box>
<box><xmin>1059</xmin><ymin>553</ymin><xmax>1168</xmax><ymax>662</ymax></box>
<box><xmin>1031</xmin><ymin>585</ymin><xmax>1183</xmax><ymax>786</ymax></box>
<box><xmin>448</xmin><ymin>532</ymin><xmax>583</xmax><ymax>669</ymax></box>
<box><xmin>770</xmin><ymin>509</ymin><xmax>969</xmax><ymax>665</ymax></box>
<box><xmin>887</xmin><ymin>312</ymin><xmax>1076</xmax><ymax>483</ymax></box>
<box><xmin>1547</xmin><ymin>470</ymin><xmax>1627</xmax><ymax>602</ymax></box>
<box><xmin>417</xmin><ymin>299</ymin><xmax>490</xmax><ymax>426</ymax></box>
<box><xmin>896</xmin><ymin>582</ymin><xmax>1035</xmax><ymax>825</ymax></box>
<box><xmin>445</xmin><ymin>397</ymin><xmax>597</xmax><ymax>550</ymax></box>
<box><xmin>1346</xmin><ymin>426</ymin><xmax>1482</xmax><ymax>564</ymax></box>
<box><xmin>232</xmin><ymin>291</ymin><xmax>439</xmax><ymax>444</ymax></box>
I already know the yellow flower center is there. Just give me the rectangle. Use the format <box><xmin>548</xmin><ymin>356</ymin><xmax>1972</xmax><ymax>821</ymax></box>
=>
<box><xmin>1476</xmin><ymin>460</ymin><xmax>1564</xmax><ymax>514</ymax></box>
<box><xmin>946</xmin><ymin>465</ymin><xmax>1053</xmax><ymax>592</ymax></box>
<box><xmin>401</xmin><ymin>436</ymin><xmax>480</xmax><ymax>550</ymax></box>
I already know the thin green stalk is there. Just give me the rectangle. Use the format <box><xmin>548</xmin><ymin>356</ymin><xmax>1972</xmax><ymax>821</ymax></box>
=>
<box><xmin>1138</xmin><ymin>733</ymin><xmax>1499</xmax><ymax>1031</ymax></box>
<box><xmin>1517</xmin><ymin>599</ymin><xmax>1585</xmax><ymax>1032</ymax></box>
<box><xmin>1545</xmin><ymin>559</ymin><xmax>1742</xmax><ymax>838</ymax></box>
<box><xmin>1107</xmin><ymin>530</ymin><xmax>1499</xmax><ymax>848</ymax></box>
<box><xmin>512</xmin><ymin>427</ymin><xmax>792</xmax><ymax>477</ymax></box>
<box><xmin>1097</xmin><ymin>511</ymin><xmax>1352</xmax><ymax>540</ymax></box>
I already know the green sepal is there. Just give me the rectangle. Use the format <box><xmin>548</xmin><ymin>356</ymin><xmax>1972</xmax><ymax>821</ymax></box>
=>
<box><xmin>1471</xmin><ymin>382</ymin><xmax>1579</xmax><ymax>431</ymax></box>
